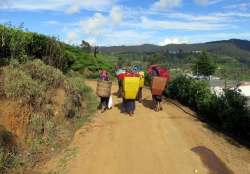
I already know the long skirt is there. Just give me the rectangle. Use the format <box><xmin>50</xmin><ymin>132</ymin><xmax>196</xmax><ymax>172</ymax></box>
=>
<box><xmin>122</xmin><ymin>99</ymin><xmax>136</xmax><ymax>111</ymax></box>
<box><xmin>152</xmin><ymin>95</ymin><xmax>162</xmax><ymax>104</ymax></box>
<box><xmin>100</xmin><ymin>97</ymin><xmax>109</xmax><ymax>108</ymax></box>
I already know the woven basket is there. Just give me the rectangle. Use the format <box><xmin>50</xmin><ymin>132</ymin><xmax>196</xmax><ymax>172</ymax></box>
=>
<box><xmin>151</xmin><ymin>76</ymin><xmax>168</xmax><ymax>95</ymax></box>
<box><xmin>96</xmin><ymin>80</ymin><xmax>112</xmax><ymax>97</ymax></box>
<box><xmin>123</xmin><ymin>77</ymin><xmax>140</xmax><ymax>99</ymax></box>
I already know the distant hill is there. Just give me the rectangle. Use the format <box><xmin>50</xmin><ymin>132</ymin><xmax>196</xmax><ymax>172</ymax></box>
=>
<box><xmin>99</xmin><ymin>39</ymin><xmax>250</xmax><ymax>66</ymax></box>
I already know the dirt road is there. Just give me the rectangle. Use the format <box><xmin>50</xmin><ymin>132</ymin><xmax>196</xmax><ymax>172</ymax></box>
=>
<box><xmin>42</xmin><ymin>81</ymin><xmax>250</xmax><ymax>174</ymax></box>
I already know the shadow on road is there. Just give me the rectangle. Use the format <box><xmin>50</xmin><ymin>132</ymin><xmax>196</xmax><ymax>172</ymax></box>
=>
<box><xmin>141</xmin><ymin>98</ymin><xmax>155</xmax><ymax>110</ymax></box>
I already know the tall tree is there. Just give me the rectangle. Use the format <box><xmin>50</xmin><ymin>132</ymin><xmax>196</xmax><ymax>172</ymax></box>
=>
<box><xmin>148</xmin><ymin>52</ymin><xmax>166</xmax><ymax>65</ymax></box>
<box><xmin>79</xmin><ymin>40</ymin><xmax>91</xmax><ymax>53</ymax></box>
<box><xmin>193</xmin><ymin>50</ymin><xmax>217</xmax><ymax>76</ymax></box>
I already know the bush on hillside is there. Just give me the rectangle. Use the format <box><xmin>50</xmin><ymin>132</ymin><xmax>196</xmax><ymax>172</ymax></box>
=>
<box><xmin>165</xmin><ymin>74</ymin><xmax>250</xmax><ymax>140</ymax></box>
<box><xmin>0</xmin><ymin>59</ymin><xmax>97</xmax><ymax>173</ymax></box>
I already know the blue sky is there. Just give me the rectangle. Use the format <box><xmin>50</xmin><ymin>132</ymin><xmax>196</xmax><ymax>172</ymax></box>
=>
<box><xmin>0</xmin><ymin>0</ymin><xmax>250</xmax><ymax>47</ymax></box>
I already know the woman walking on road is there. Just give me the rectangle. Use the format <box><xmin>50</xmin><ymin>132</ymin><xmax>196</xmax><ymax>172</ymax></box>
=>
<box><xmin>122</xmin><ymin>96</ymin><xmax>135</xmax><ymax>116</ymax></box>
<box><xmin>152</xmin><ymin>95</ymin><xmax>163</xmax><ymax>112</ymax></box>
<box><xmin>99</xmin><ymin>69</ymin><xmax>110</xmax><ymax>113</ymax></box>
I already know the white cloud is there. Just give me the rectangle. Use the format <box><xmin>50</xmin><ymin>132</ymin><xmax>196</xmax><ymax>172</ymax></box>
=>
<box><xmin>151</xmin><ymin>0</ymin><xmax>182</xmax><ymax>10</ymax></box>
<box><xmin>158</xmin><ymin>37</ymin><xmax>188</xmax><ymax>46</ymax></box>
<box><xmin>45</xmin><ymin>21</ymin><xmax>58</xmax><ymax>25</ymax></box>
<box><xmin>86</xmin><ymin>38</ymin><xmax>97</xmax><ymax>46</ymax></box>
<box><xmin>109</xmin><ymin>6</ymin><xmax>123</xmax><ymax>27</ymax></box>
<box><xmin>65</xmin><ymin>4</ymin><xmax>81</xmax><ymax>14</ymax></box>
<box><xmin>136</xmin><ymin>16</ymin><xmax>233</xmax><ymax>31</ymax></box>
<box><xmin>166</xmin><ymin>13</ymin><xmax>229</xmax><ymax>22</ymax></box>
<box><xmin>194</xmin><ymin>0</ymin><xmax>207</xmax><ymax>6</ymax></box>
<box><xmin>0</xmin><ymin>0</ymin><xmax>13</xmax><ymax>7</ymax></box>
<box><xmin>0</xmin><ymin>0</ymin><xmax>117</xmax><ymax>11</ymax></box>
<box><xmin>101</xmin><ymin>30</ymin><xmax>153</xmax><ymax>46</ymax></box>
<box><xmin>79</xmin><ymin>13</ymin><xmax>108</xmax><ymax>36</ymax></box>
<box><xmin>224</xmin><ymin>3</ymin><xmax>250</xmax><ymax>11</ymax></box>
<box><xmin>64</xmin><ymin>31</ymin><xmax>79</xmax><ymax>44</ymax></box>
<box><xmin>62</xmin><ymin>26</ymin><xmax>68</xmax><ymax>32</ymax></box>
<box><xmin>194</xmin><ymin>0</ymin><xmax>222</xmax><ymax>6</ymax></box>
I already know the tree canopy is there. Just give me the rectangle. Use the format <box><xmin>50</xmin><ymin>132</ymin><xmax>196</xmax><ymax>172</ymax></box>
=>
<box><xmin>193</xmin><ymin>50</ymin><xmax>217</xmax><ymax>76</ymax></box>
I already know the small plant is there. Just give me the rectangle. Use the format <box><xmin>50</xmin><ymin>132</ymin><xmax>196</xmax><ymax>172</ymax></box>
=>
<box><xmin>29</xmin><ymin>113</ymin><xmax>44</xmax><ymax>135</ymax></box>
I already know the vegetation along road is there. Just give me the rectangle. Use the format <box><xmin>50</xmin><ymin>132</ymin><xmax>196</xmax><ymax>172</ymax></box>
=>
<box><xmin>42</xmin><ymin>80</ymin><xmax>250</xmax><ymax>174</ymax></box>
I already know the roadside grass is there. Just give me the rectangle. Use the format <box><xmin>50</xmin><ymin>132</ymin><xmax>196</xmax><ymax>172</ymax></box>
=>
<box><xmin>0</xmin><ymin>59</ymin><xmax>100</xmax><ymax>173</ymax></box>
<box><xmin>42</xmin><ymin>86</ymin><xmax>99</xmax><ymax>174</ymax></box>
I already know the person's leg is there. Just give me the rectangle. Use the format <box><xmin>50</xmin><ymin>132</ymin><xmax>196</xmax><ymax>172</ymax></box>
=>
<box><xmin>101</xmin><ymin>97</ymin><xmax>108</xmax><ymax>113</ymax></box>
<box><xmin>101</xmin><ymin>105</ymin><xmax>106</xmax><ymax>113</ymax></box>
<box><xmin>154</xmin><ymin>101</ymin><xmax>160</xmax><ymax>112</ymax></box>
<box><xmin>152</xmin><ymin>95</ymin><xmax>158</xmax><ymax>111</ymax></box>
<box><xmin>138</xmin><ymin>88</ymin><xmax>142</xmax><ymax>103</ymax></box>
<box><xmin>159</xmin><ymin>96</ymin><xmax>163</xmax><ymax>110</ymax></box>
<box><xmin>159</xmin><ymin>102</ymin><xmax>163</xmax><ymax>110</ymax></box>
<box><xmin>126</xmin><ymin>99</ymin><xmax>135</xmax><ymax>116</ymax></box>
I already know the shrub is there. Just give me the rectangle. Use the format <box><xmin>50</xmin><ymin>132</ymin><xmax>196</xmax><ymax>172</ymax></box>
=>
<box><xmin>4</xmin><ymin>68</ymin><xmax>41</xmax><ymax>100</ymax></box>
<box><xmin>217</xmin><ymin>88</ymin><xmax>250</xmax><ymax>137</ymax></box>
<box><xmin>165</xmin><ymin>75</ymin><xmax>192</xmax><ymax>104</ymax></box>
<box><xmin>165</xmin><ymin>74</ymin><xmax>250</xmax><ymax>140</ymax></box>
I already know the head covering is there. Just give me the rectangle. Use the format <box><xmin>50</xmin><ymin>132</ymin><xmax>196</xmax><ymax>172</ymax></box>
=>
<box><xmin>99</xmin><ymin>70</ymin><xmax>108</xmax><ymax>80</ymax></box>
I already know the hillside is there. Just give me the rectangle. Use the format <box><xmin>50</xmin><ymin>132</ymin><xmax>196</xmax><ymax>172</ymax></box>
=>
<box><xmin>99</xmin><ymin>39</ymin><xmax>250</xmax><ymax>66</ymax></box>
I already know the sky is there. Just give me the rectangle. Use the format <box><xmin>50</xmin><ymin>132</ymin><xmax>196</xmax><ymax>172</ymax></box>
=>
<box><xmin>0</xmin><ymin>0</ymin><xmax>250</xmax><ymax>47</ymax></box>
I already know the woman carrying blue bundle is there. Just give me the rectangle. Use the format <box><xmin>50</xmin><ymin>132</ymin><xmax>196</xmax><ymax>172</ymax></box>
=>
<box><xmin>99</xmin><ymin>69</ymin><xmax>110</xmax><ymax>113</ymax></box>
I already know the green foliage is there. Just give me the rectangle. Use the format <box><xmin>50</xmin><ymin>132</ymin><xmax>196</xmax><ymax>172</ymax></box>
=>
<box><xmin>64</xmin><ymin>44</ymin><xmax>115</xmax><ymax>74</ymax></box>
<box><xmin>79</xmin><ymin>40</ymin><xmax>91</xmax><ymax>53</ymax></box>
<box><xmin>216</xmin><ymin>88</ymin><xmax>250</xmax><ymax>134</ymax></box>
<box><xmin>192</xmin><ymin>50</ymin><xmax>217</xmax><ymax>76</ymax></box>
<box><xmin>22</xmin><ymin>59</ymin><xmax>64</xmax><ymax>88</ymax></box>
<box><xmin>165</xmin><ymin>74</ymin><xmax>250</xmax><ymax>139</ymax></box>
<box><xmin>148</xmin><ymin>52</ymin><xmax>167</xmax><ymax>66</ymax></box>
<box><xmin>29</xmin><ymin>113</ymin><xmax>44</xmax><ymax>134</ymax></box>
<box><xmin>165</xmin><ymin>75</ymin><xmax>192</xmax><ymax>104</ymax></box>
<box><xmin>4</xmin><ymin>65</ymin><xmax>41</xmax><ymax>100</ymax></box>
<box><xmin>0</xmin><ymin>125</ymin><xmax>15</xmax><ymax>172</ymax></box>
<box><xmin>144</xmin><ymin>71</ymin><xmax>152</xmax><ymax>86</ymax></box>
<box><xmin>83</xmin><ymin>71</ymin><xmax>100</xmax><ymax>79</ymax></box>
<box><xmin>0</xmin><ymin>23</ymin><xmax>65</xmax><ymax>70</ymax></box>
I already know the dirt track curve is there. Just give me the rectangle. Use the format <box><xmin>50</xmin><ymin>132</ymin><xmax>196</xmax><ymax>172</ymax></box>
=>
<box><xmin>42</xmin><ymin>80</ymin><xmax>250</xmax><ymax>174</ymax></box>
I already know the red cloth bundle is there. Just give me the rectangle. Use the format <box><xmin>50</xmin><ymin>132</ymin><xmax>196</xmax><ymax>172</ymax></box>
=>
<box><xmin>148</xmin><ymin>65</ymin><xmax>170</xmax><ymax>79</ymax></box>
<box><xmin>116</xmin><ymin>70</ymin><xmax>140</xmax><ymax>81</ymax></box>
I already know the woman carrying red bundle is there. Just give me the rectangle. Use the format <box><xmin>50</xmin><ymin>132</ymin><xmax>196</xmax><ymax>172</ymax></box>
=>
<box><xmin>148</xmin><ymin>65</ymin><xmax>170</xmax><ymax>112</ymax></box>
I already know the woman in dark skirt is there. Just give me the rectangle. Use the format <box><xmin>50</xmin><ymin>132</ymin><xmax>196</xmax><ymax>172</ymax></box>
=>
<box><xmin>100</xmin><ymin>96</ymin><xmax>109</xmax><ymax>113</ymax></box>
<box><xmin>99</xmin><ymin>69</ymin><xmax>110</xmax><ymax>113</ymax></box>
<box><xmin>122</xmin><ymin>98</ymin><xmax>135</xmax><ymax>116</ymax></box>
<box><xmin>152</xmin><ymin>94</ymin><xmax>163</xmax><ymax>112</ymax></box>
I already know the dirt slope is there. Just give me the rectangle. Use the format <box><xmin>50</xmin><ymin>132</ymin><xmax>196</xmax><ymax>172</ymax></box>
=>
<box><xmin>42</xmin><ymin>80</ymin><xmax>250</xmax><ymax>174</ymax></box>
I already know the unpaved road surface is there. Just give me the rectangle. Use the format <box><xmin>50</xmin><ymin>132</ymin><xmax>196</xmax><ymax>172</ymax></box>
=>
<box><xmin>42</xmin><ymin>81</ymin><xmax>250</xmax><ymax>174</ymax></box>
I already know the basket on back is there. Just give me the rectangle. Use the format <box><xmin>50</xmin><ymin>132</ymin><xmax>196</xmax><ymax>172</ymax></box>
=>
<box><xmin>96</xmin><ymin>80</ymin><xmax>112</xmax><ymax>97</ymax></box>
<box><xmin>151</xmin><ymin>76</ymin><xmax>168</xmax><ymax>95</ymax></box>
<box><xmin>123</xmin><ymin>77</ymin><xmax>140</xmax><ymax>99</ymax></box>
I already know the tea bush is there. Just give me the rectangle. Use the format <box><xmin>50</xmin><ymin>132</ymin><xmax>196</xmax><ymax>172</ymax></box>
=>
<box><xmin>165</xmin><ymin>74</ymin><xmax>250</xmax><ymax>140</ymax></box>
